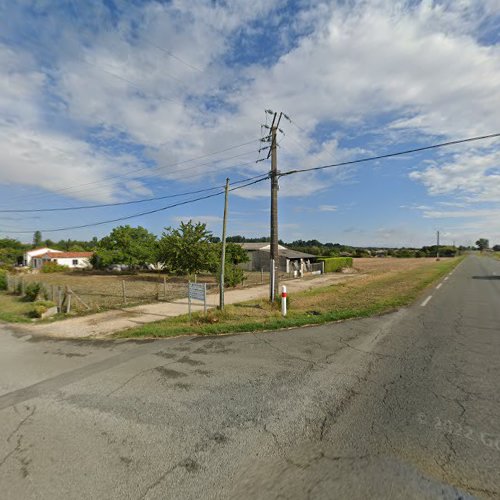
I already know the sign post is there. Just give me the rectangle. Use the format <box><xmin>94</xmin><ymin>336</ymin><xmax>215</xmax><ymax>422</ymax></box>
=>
<box><xmin>188</xmin><ymin>282</ymin><xmax>208</xmax><ymax>319</ymax></box>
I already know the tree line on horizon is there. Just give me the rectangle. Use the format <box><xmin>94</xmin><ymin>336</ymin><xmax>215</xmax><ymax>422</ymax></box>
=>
<box><xmin>0</xmin><ymin>227</ymin><xmax>497</xmax><ymax>272</ymax></box>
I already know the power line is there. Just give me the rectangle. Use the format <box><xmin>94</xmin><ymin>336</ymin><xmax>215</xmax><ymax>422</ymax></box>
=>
<box><xmin>5</xmin><ymin>176</ymin><xmax>269</xmax><ymax>234</ymax></box>
<box><xmin>140</xmin><ymin>36</ymin><xmax>204</xmax><ymax>73</ymax></box>
<box><xmin>280</xmin><ymin>133</ymin><xmax>500</xmax><ymax>177</ymax></box>
<box><xmin>0</xmin><ymin>174</ymin><xmax>267</xmax><ymax>213</ymax></box>
<box><xmin>0</xmin><ymin>138</ymin><xmax>263</xmax><ymax>206</ymax></box>
<box><xmin>21</xmin><ymin>149</ymin><xmax>263</xmax><ymax>205</ymax></box>
<box><xmin>80</xmin><ymin>58</ymin><xmax>184</xmax><ymax>105</ymax></box>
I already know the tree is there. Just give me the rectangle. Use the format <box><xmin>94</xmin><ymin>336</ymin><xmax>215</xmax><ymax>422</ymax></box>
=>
<box><xmin>157</xmin><ymin>221</ymin><xmax>216</xmax><ymax>275</ymax></box>
<box><xmin>32</xmin><ymin>231</ymin><xmax>42</xmax><ymax>248</ymax></box>
<box><xmin>493</xmin><ymin>244</ymin><xmax>500</xmax><ymax>252</ymax></box>
<box><xmin>475</xmin><ymin>238</ymin><xmax>489</xmax><ymax>251</ymax></box>
<box><xmin>92</xmin><ymin>225</ymin><xmax>158</xmax><ymax>269</ymax></box>
<box><xmin>0</xmin><ymin>238</ymin><xmax>26</xmax><ymax>266</ymax></box>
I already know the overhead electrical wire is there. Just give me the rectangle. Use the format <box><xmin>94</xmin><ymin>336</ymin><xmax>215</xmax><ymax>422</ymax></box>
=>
<box><xmin>6</xmin><ymin>176</ymin><xmax>269</xmax><ymax>234</ymax></box>
<box><xmin>0</xmin><ymin>174</ymin><xmax>268</xmax><ymax>213</ymax></box>
<box><xmin>0</xmin><ymin>33</ymin><xmax>265</xmax><ymax>204</ymax></box>
<box><xmin>280</xmin><ymin>133</ymin><xmax>500</xmax><ymax>177</ymax></box>
<box><xmin>21</xmin><ymin>147</ymin><xmax>262</xmax><ymax>202</ymax></box>
<box><xmin>0</xmin><ymin>138</ymin><xmax>264</xmax><ymax>206</ymax></box>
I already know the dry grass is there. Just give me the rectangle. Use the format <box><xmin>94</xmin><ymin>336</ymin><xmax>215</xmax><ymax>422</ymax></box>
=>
<box><xmin>352</xmin><ymin>257</ymin><xmax>449</xmax><ymax>275</ymax></box>
<box><xmin>117</xmin><ymin>257</ymin><xmax>462</xmax><ymax>338</ymax></box>
<box><xmin>14</xmin><ymin>272</ymin><xmax>217</xmax><ymax>312</ymax></box>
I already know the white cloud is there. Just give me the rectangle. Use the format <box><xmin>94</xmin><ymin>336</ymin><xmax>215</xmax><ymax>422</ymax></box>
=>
<box><xmin>422</xmin><ymin>208</ymin><xmax>500</xmax><ymax>219</ymax></box>
<box><xmin>2</xmin><ymin>0</ymin><xmax>500</xmax><ymax>214</ymax></box>
<box><xmin>318</xmin><ymin>205</ymin><xmax>337</xmax><ymax>212</ymax></box>
<box><xmin>409</xmin><ymin>149</ymin><xmax>500</xmax><ymax>202</ymax></box>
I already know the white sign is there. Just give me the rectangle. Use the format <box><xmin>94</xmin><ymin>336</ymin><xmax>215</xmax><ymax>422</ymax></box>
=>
<box><xmin>188</xmin><ymin>282</ymin><xmax>208</xmax><ymax>319</ymax></box>
<box><xmin>188</xmin><ymin>283</ymin><xmax>206</xmax><ymax>301</ymax></box>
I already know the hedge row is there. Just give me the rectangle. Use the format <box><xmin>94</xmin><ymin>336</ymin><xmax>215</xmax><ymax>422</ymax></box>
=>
<box><xmin>319</xmin><ymin>257</ymin><xmax>353</xmax><ymax>273</ymax></box>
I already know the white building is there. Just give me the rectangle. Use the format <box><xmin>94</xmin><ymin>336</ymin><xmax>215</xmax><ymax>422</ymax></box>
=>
<box><xmin>31</xmin><ymin>251</ymin><xmax>93</xmax><ymax>270</ymax></box>
<box><xmin>23</xmin><ymin>247</ymin><xmax>63</xmax><ymax>266</ymax></box>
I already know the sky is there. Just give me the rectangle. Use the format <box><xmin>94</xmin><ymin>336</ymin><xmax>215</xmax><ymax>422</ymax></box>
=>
<box><xmin>1</xmin><ymin>0</ymin><xmax>500</xmax><ymax>247</ymax></box>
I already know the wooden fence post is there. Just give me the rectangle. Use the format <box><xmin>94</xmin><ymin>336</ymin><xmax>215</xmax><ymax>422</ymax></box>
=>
<box><xmin>57</xmin><ymin>286</ymin><xmax>63</xmax><ymax>313</ymax></box>
<box><xmin>163</xmin><ymin>276</ymin><xmax>167</xmax><ymax>300</ymax></box>
<box><xmin>122</xmin><ymin>280</ymin><xmax>126</xmax><ymax>304</ymax></box>
<box><xmin>65</xmin><ymin>286</ymin><xmax>71</xmax><ymax>313</ymax></box>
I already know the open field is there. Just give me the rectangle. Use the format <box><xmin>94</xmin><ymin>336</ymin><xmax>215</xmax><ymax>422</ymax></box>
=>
<box><xmin>115</xmin><ymin>257</ymin><xmax>462</xmax><ymax>338</ymax></box>
<box><xmin>352</xmin><ymin>256</ymin><xmax>448</xmax><ymax>274</ymax></box>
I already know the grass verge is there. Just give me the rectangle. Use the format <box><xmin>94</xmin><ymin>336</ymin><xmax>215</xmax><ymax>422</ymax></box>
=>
<box><xmin>114</xmin><ymin>257</ymin><xmax>463</xmax><ymax>339</ymax></box>
<box><xmin>0</xmin><ymin>293</ymin><xmax>36</xmax><ymax>323</ymax></box>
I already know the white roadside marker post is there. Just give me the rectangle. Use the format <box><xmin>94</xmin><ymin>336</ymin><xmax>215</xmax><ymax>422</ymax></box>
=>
<box><xmin>281</xmin><ymin>285</ymin><xmax>287</xmax><ymax>317</ymax></box>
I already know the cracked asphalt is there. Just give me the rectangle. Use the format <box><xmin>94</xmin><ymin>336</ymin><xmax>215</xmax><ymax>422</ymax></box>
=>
<box><xmin>0</xmin><ymin>255</ymin><xmax>499</xmax><ymax>499</ymax></box>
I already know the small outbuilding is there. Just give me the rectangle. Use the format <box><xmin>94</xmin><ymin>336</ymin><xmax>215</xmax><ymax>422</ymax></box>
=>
<box><xmin>237</xmin><ymin>243</ymin><xmax>318</xmax><ymax>273</ymax></box>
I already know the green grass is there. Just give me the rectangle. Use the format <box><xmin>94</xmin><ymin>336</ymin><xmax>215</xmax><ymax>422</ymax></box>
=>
<box><xmin>0</xmin><ymin>293</ymin><xmax>37</xmax><ymax>323</ymax></box>
<box><xmin>114</xmin><ymin>257</ymin><xmax>463</xmax><ymax>339</ymax></box>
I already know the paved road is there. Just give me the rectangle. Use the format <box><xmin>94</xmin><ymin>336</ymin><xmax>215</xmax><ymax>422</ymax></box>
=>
<box><xmin>0</xmin><ymin>255</ymin><xmax>499</xmax><ymax>499</ymax></box>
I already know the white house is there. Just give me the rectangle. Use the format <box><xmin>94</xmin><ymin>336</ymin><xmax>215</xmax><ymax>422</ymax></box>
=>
<box><xmin>23</xmin><ymin>247</ymin><xmax>63</xmax><ymax>266</ymax></box>
<box><xmin>31</xmin><ymin>251</ymin><xmax>94</xmax><ymax>270</ymax></box>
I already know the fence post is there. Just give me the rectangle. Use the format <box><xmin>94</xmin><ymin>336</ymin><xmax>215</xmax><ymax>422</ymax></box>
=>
<box><xmin>57</xmin><ymin>286</ymin><xmax>63</xmax><ymax>312</ymax></box>
<box><xmin>261</xmin><ymin>268</ymin><xmax>264</xmax><ymax>284</ymax></box>
<box><xmin>122</xmin><ymin>280</ymin><xmax>126</xmax><ymax>305</ymax></box>
<box><xmin>163</xmin><ymin>276</ymin><xmax>167</xmax><ymax>300</ymax></box>
<box><xmin>65</xmin><ymin>286</ymin><xmax>72</xmax><ymax>314</ymax></box>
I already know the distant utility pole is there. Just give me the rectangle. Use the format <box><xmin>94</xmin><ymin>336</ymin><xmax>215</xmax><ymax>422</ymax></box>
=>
<box><xmin>219</xmin><ymin>178</ymin><xmax>230</xmax><ymax>310</ymax></box>
<box><xmin>436</xmin><ymin>230</ymin><xmax>440</xmax><ymax>260</ymax></box>
<box><xmin>268</xmin><ymin>112</ymin><xmax>282</xmax><ymax>302</ymax></box>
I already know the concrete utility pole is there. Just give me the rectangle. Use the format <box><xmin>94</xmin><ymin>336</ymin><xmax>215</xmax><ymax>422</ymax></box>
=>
<box><xmin>219</xmin><ymin>178</ymin><xmax>230</xmax><ymax>310</ymax></box>
<box><xmin>436</xmin><ymin>230</ymin><xmax>440</xmax><ymax>260</ymax></box>
<box><xmin>270</xmin><ymin>117</ymin><xmax>280</xmax><ymax>302</ymax></box>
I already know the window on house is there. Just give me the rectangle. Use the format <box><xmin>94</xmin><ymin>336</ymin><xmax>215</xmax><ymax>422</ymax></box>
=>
<box><xmin>72</xmin><ymin>259</ymin><xmax>78</xmax><ymax>266</ymax></box>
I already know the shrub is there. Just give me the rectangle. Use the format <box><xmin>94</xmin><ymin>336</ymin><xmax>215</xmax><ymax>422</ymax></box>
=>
<box><xmin>27</xmin><ymin>301</ymin><xmax>56</xmax><ymax>318</ymax></box>
<box><xmin>223</xmin><ymin>263</ymin><xmax>246</xmax><ymax>287</ymax></box>
<box><xmin>0</xmin><ymin>269</ymin><xmax>7</xmax><ymax>291</ymax></box>
<box><xmin>24</xmin><ymin>282</ymin><xmax>41</xmax><ymax>301</ymax></box>
<box><xmin>41</xmin><ymin>262</ymin><xmax>68</xmax><ymax>273</ymax></box>
<box><xmin>318</xmin><ymin>257</ymin><xmax>353</xmax><ymax>273</ymax></box>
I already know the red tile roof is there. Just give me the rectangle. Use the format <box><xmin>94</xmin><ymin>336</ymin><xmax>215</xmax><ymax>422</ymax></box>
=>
<box><xmin>38</xmin><ymin>252</ymin><xmax>94</xmax><ymax>259</ymax></box>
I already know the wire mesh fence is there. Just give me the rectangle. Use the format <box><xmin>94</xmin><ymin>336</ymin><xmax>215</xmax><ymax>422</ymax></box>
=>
<box><xmin>6</xmin><ymin>273</ymin><xmax>219</xmax><ymax>314</ymax></box>
<box><xmin>5</xmin><ymin>266</ymin><xmax>324</xmax><ymax>314</ymax></box>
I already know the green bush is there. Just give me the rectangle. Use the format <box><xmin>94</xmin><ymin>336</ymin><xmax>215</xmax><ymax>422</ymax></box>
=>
<box><xmin>27</xmin><ymin>301</ymin><xmax>56</xmax><ymax>318</ymax></box>
<box><xmin>318</xmin><ymin>257</ymin><xmax>353</xmax><ymax>273</ymax></box>
<box><xmin>41</xmin><ymin>262</ymin><xmax>68</xmax><ymax>273</ymax></box>
<box><xmin>223</xmin><ymin>263</ymin><xmax>246</xmax><ymax>287</ymax></box>
<box><xmin>0</xmin><ymin>269</ymin><xmax>7</xmax><ymax>290</ymax></box>
<box><xmin>24</xmin><ymin>282</ymin><xmax>41</xmax><ymax>301</ymax></box>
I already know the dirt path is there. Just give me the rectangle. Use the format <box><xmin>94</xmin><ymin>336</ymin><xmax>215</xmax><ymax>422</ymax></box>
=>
<box><xmin>15</xmin><ymin>272</ymin><xmax>362</xmax><ymax>339</ymax></box>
